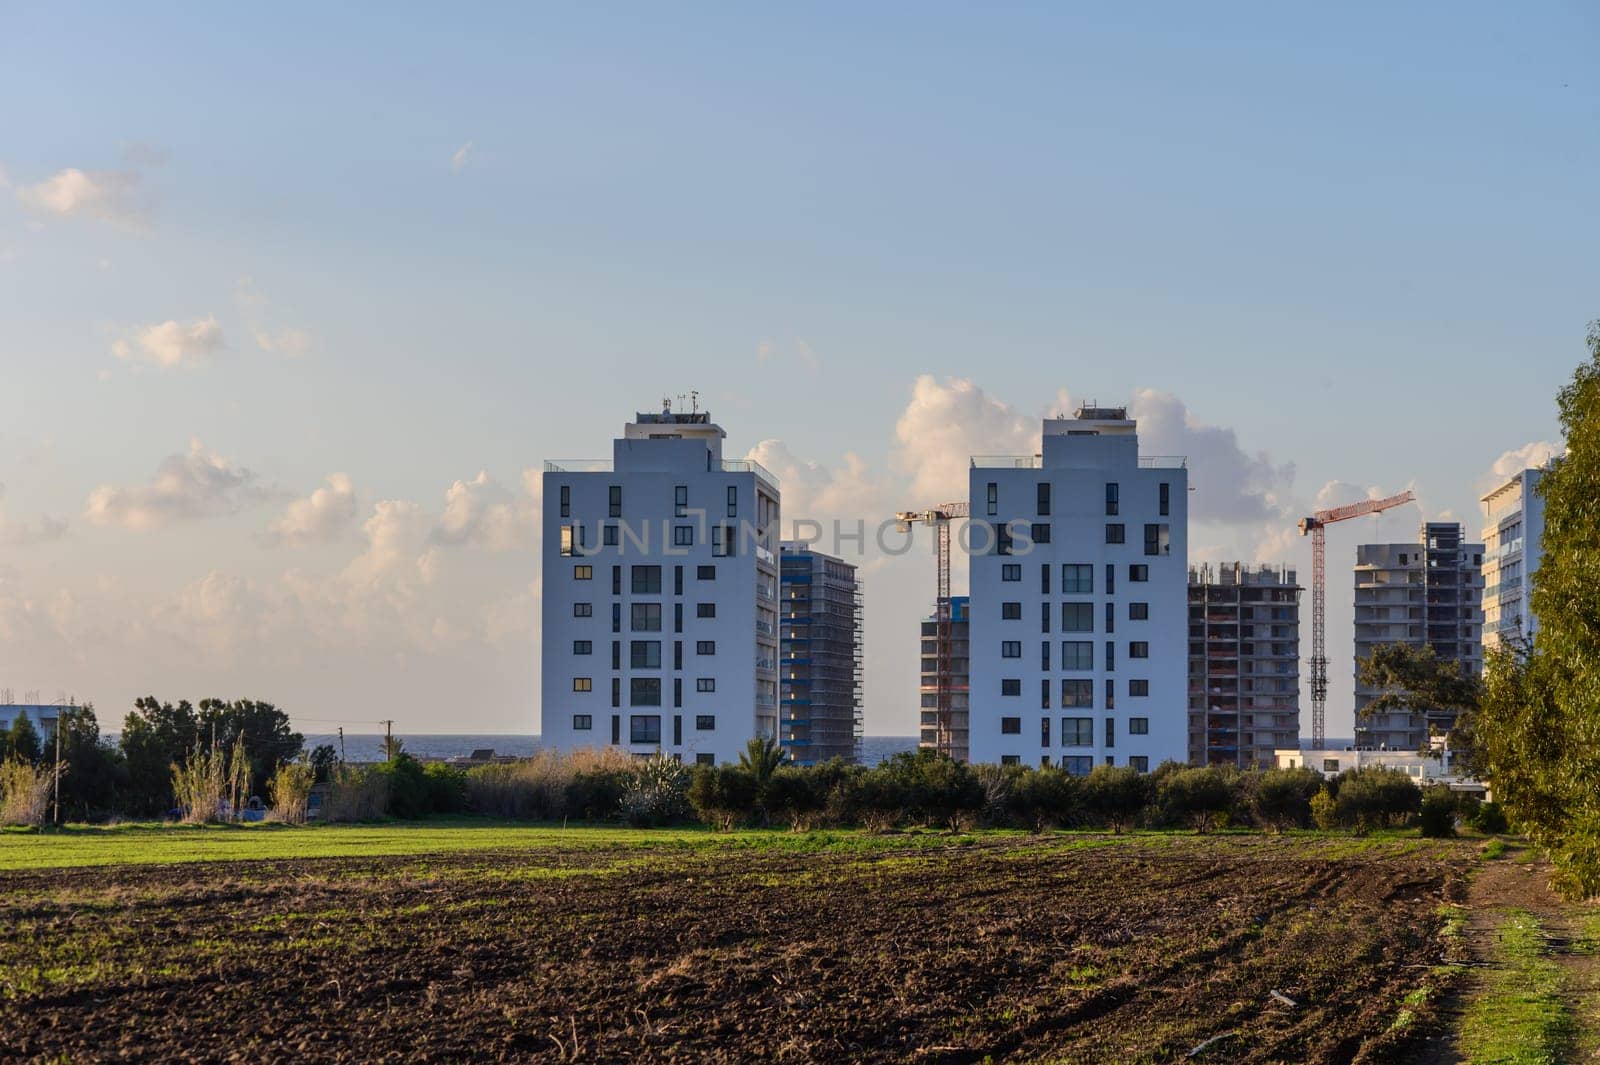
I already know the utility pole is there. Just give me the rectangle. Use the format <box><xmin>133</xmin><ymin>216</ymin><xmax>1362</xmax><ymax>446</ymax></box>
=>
<box><xmin>381</xmin><ymin>720</ymin><xmax>394</xmax><ymax>761</ymax></box>
<box><xmin>53</xmin><ymin>705</ymin><xmax>62</xmax><ymax>827</ymax></box>
<box><xmin>338</xmin><ymin>726</ymin><xmax>345</xmax><ymax>765</ymax></box>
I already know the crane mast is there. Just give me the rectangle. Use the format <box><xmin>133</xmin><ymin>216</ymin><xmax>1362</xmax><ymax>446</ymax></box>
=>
<box><xmin>1297</xmin><ymin>490</ymin><xmax>1415</xmax><ymax>747</ymax></box>
<box><xmin>895</xmin><ymin>502</ymin><xmax>970</xmax><ymax>759</ymax></box>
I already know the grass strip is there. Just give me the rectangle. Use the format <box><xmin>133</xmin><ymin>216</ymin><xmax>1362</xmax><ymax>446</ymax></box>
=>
<box><xmin>1460</xmin><ymin>908</ymin><xmax>1573</xmax><ymax>1065</ymax></box>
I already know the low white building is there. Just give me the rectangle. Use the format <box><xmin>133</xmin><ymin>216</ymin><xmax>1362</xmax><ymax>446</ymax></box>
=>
<box><xmin>0</xmin><ymin>704</ymin><xmax>61</xmax><ymax>742</ymax></box>
<box><xmin>966</xmin><ymin>405</ymin><xmax>1188</xmax><ymax>772</ymax></box>
<box><xmin>1275</xmin><ymin>746</ymin><xmax>1485</xmax><ymax>795</ymax></box>
<box><xmin>540</xmin><ymin>404</ymin><xmax>781</xmax><ymax>765</ymax></box>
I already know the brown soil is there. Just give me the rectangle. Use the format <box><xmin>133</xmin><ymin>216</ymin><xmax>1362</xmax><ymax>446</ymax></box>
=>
<box><xmin>0</xmin><ymin>835</ymin><xmax>1474</xmax><ymax>1063</ymax></box>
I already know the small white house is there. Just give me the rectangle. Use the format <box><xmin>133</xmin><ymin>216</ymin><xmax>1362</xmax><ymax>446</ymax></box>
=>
<box><xmin>1275</xmin><ymin>746</ymin><xmax>1487</xmax><ymax>797</ymax></box>
<box><xmin>0</xmin><ymin>704</ymin><xmax>60</xmax><ymax>742</ymax></box>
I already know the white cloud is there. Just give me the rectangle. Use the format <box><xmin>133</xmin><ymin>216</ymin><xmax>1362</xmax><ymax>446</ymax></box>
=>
<box><xmin>452</xmin><ymin>141</ymin><xmax>473</xmax><ymax>171</ymax></box>
<box><xmin>744</xmin><ymin>440</ymin><xmax>884</xmax><ymax>534</ymax></box>
<box><xmin>112</xmin><ymin>315</ymin><xmax>224</xmax><ymax>368</ymax></box>
<box><xmin>0</xmin><ymin>485</ymin><xmax>67</xmax><ymax>546</ymax></box>
<box><xmin>15</xmin><ymin>167</ymin><xmax>148</xmax><ymax>227</ymax></box>
<box><xmin>1128</xmin><ymin>389</ymin><xmax>1296</xmax><ymax>526</ymax></box>
<box><xmin>1310</xmin><ymin>479</ymin><xmax>1426</xmax><ymax>544</ymax></box>
<box><xmin>237</xmin><ymin>278</ymin><xmax>311</xmax><ymax>357</ymax></box>
<box><xmin>1481</xmin><ymin>440</ymin><xmax>1563</xmax><ymax>493</ymax></box>
<box><xmin>889</xmin><ymin>375</ymin><xmax>1041</xmax><ymax>503</ymax></box>
<box><xmin>85</xmin><ymin>438</ymin><xmax>270</xmax><ymax>530</ymax></box>
<box><xmin>429</xmin><ymin>469</ymin><xmax>541</xmax><ymax>551</ymax></box>
<box><xmin>262</xmin><ymin>473</ymin><xmax>357</xmax><ymax>547</ymax></box>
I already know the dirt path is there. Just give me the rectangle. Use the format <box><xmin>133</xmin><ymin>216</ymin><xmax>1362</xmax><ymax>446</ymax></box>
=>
<box><xmin>1428</xmin><ymin>843</ymin><xmax>1600</xmax><ymax>1063</ymax></box>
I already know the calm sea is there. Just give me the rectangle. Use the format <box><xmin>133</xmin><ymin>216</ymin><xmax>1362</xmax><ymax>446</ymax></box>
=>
<box><xmin>301</xmin><ymin>733</ymin><xmax>921</xmax><ymax>765</ymax></box>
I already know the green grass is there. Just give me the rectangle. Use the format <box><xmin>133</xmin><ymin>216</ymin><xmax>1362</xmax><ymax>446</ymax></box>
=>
<box><xmin>1482</xmin><ymin>838</ymin><xmax>1509</xmax><ymax>860</ymax></box>
<box><xmin>1460</xmin><ymin>909</ymin><xmax>1573</xmax><ymax>1064</ymax></box>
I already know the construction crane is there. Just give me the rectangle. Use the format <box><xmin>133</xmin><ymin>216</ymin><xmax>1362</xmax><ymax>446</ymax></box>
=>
<box><xmin>1298</xmin><ymin>489</ymin><xmax>1415</xmax><ymax>748</ymax></box>
<box><xmin>895</xmin><ymin>502</ymin><xmax>970</xmax><ymax>759</ymax></box>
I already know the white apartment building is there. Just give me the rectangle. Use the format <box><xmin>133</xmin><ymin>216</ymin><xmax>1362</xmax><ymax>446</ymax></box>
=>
<box><xmin>1481</xmin><ymin>466</ymin><xmax>1546</xmax><ymax>652</ymax></box>
<box><xmin>966</xmin><ymin>406</ymin><xmax>1188</xmax><ymax>772</ymax></box>
<box><xmin>540</xmin><ymin>405</ymin><xmax>781</xmax><ymax>765</ymax></box>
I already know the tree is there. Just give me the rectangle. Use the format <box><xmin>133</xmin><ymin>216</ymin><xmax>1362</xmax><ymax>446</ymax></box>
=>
<box><xmin>1161</xmin><ymin>767</ymin><xmax>1237</xmax><ymax>832</ymax></box>
<box><xmin>5</xmin><ymin>714</ymin><xmax>42</xmax><ymax>763</ymax></box>
<box><xmin>1251</xmin><ymin>767</ymin><xmax>1324</xmax><ymax>831</ymax></box>
<box><xmin>44</xmin><ymin>704</ymin><xmax>128</xmax><ymax>821</ymax></box>
<box><xmin>1357</xmin><ymin>643</ymin><xmax>1481</xmax><ymax>754</ymax></box>
<box><xmin>119</xmin><ymin>698</ymin><xmax>200</xmax><ymax>815</ymax></box>
<box><xmin>196</xmin><ymin>699</ymin><xmax>304</xmax><ymax>798</ymax></box>
<box><xmin>308</xmin><ymin>744</ymin><xmax>339</xmax><ymax>783</ymax></box>
<box><xmin>1477</xmin><ymin>322</ymin><xmax>1600</xmax><ymax>896</ymax></box>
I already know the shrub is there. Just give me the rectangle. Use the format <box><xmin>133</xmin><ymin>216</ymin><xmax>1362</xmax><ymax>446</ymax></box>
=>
<box><xmin>268</xmin><ymin>761</ymin><xmax>315</xmax><ymax>823</ymax></box>
<box><xmin>688</xmin><ymin>765</ymin><xmax>759</xmax><ymax>830</ymax></box>
<box><xmin>0</xmin><ymin>757</ymin><xmax>55</xmax><ymax>827</ymax></box>
<box><xmin>1471</xmin><ymin>800</ymin><xmax>1510</xmax><ymax>835</ymax></box>
<box><xmin>324</xmin><ymin>764</ymin><xmax>387</xmax><ymax>822</ymax></box>
<box><xmin>1333</xmin><ymin>768</ymin><xmax>1422</xmax><ymax>830</ymax></box>
<box><xmin>766</xmin><ymin>765</ymin><xmax>827</xmax><ymax>830</ymax></box>
<box><xmin>858</xmin><ymin>750</ymin><xmax>983</xmax><ymax>828</ymax></box>
<box><xmin>171</xmin><ymin>740</ymin><xmax>250</xmax><ymax>824</ymax></box>
<box><xmin>423</xmin><ymin>762</ymin><xmax>468</xmax><ymax>814</ymax></box>
<box><xmin>376</xmin><ymin>754</ymin><xmax>431</xmax><ymax>819</ymax></box>
<box><xmin>1310</xmin><ymin>787</ymin><xmax>1338</xmax><ymax>830</ymax></box>
<box><xmin>1083</xmin><ymin>765</ymin><xmax>1152</xmax><ymax>832</ymax></box>
<box><xmin>1252</xmin><ymin>767</ymin><xmax>1325</xmax><ymax>831</ymax></box>
<box><xmin>1008</xmin><ymin>766</ymin><xmax>1082</xmax><ymax>831</ymax></box>
<box><xmin>463</xmin><ymin>748</ymin><xmax>636</xmax><ymax>822</ymax></box>
<box><xmin>1162</xmin><ymin>767</ymin><xmax>1238</xmax><ymax>832</ymax></box>
<box><xmin>619</xmin><ymin>754</ymin><xmax>691</xmax><ymax>827</ymax></box>
<box><xmin>1419</xmin><ymin>787</ymin><xmax>1458</xmax><ymax>838</ymax></box>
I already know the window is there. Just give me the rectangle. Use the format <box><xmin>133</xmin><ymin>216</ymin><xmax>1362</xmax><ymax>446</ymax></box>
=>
<box><xmin>603</xmin><ymin>524</ymin><xmax>619</xmax><ymax>546</ymax></box>
<box><xmin>630</xmin><ymin>641</ymin><xmax>661</xmax><ymax>669</ymax></box>
<box><xmin>674</xmin><ymin>714</ymin><xmax>682</xmax><ymax>746</ymax></box>
<box><xmin>1105</xmin><ymin>523</ymin><xmax>1125</xmax><ymax>544</ymax></box>
<box><xmin>1105</xmin><ymin>717</ymin><xmax>1115</xmax><ymax>748</ymax></box>
<box><xmin>674</xmin><ymin>566</ymin><xmax>683</xmax><ymax>595</ymax></box>
<box><xmin>1062</xmin><ymin>641</ymin><xmax>1093</xmax><ymax>670</ymax></box>
<box><xmin>673</xmin><ymin>641</ymin><xmax>683</xmax><ymax>669</ymax></box>
<box><xmin>1159</xmin><ymin>482</ymin><xmax>1170</xmax><ymax>517</ymax></box>
<box><xmin>1001</xmin><ymin>755</ymin><xmax>1021</xmax><ymax>766</ymax></box>
<box><xmin>696</xmin><ymin>603</ymin><xmax>716</xmax><ymax>618</ymax></box>
<box><xmin>674</xmin><ymin>525</ymin><xmax>694</xmax><ymax>546</ymax></box>
<box><xmin>1001</xmin><ymin>564</ymin><xmax>1022</xmax><ymax>582</ymax></box>
<box><xmin>611</xmin><ymin>641</ymin><xmax>621</xmax><ymax>669</ymax></box>
<box><xmin>1106</xmin><ymin>564</ymin><xmax>1115</xmax><ymax>595</ymax></box>
<box><xmin>572</xmin><ymin>714</ymin><xmax>592</xmax><ymax>730</ymax></box>
<box><xmin>630</xmin><ymin>715</ymin><xmax>662</xmax><ymax>744</ymax></box>
<box><xmin>1001</xmin><ymin>716</ymin><xmax>1021</xmax><ymax>735</ymax></box>
<box><xmin>1030</xmin><ymin>522</ymin><xmax>1051</xmax><ymax>544</ymax></box>
<box><xmin>1129</xmin><ymin>641</ymin><xmax>1149</xmax><ymax>659</ymax></box>
<box><xmin>1002</xmin><ymin>602</ymin><xmax>1022</xmax><ymax>620</ymax></box>
<box><xmin>559</xmin><ymin>525</ymin><xmax>577</xmax><ymax>556</ymax></box>
<box><xmin>696</xmin><ymin>678</ymin><xmax>716</xmax><ymax>693</ymax></box>
<box><xmin>631</xmin><ymin>603</ymin><xmax>662</xmax><ymax>631</ymax></box>
<box><xmin>696</xmin><ymin>752</ymin><xmax>715</xmax><ymax>766</ymax></box>
<box><xmin>612</xmin><ymin>603</ymin><xmax>622</xmax><ymax>633</ymax></box>
<box><xmin>1061</xmin><ymin>717</ymin><xmax>1093</xmax><ymax>746</ymax></box>
<box><xmin>630</xmin><ymin>678</ymin><xmax>662</xmax><ymax>706</ymax></box>
<box><xmin>1104</xmin><ymin>602</ymin><xmax>1115</xmax><ymax>634</ymax></box>
<box><xmin>1129</xmin><ymin>717</ymin><xmax>1149</xmax><ymax>735</ymax></box>
<box><xmin>1064</xmin><ymin>756</ymin><xmax>1093</xmax><ymax>777</ymax></box>
<box><xmin>1041</xmin><ymin>678</ymin><xmax>1051</xmax><ymax>707</ymax></box>
<box><xmin>1037</xmin><ymin>482</ymin><xmax>1051</xmax><ymax>516</ymax></box>
<box><xmin>572</xmin><ymin>677</ymin><xmax>593</xmax><ymax>692</ymax></box>
<box><xmin>1041</xmin><ymin>717</ymin><xmax>1051</xmax><ymax>747</ymax></box>
<box><xmin>1129</xmin><ymin>564</ymin><xmax>1149</xmax><ymax>582</ymax></box>
<box><xmin>1062</xmin><ymin>564</ymin><xmax>1093</xmax><ymax>594</ymax></box>
<box><xmin>697</xmin><ymin>565</ymin><xmax>716</xmax><ymax>580</ymax></box>
<box><xmin>573</xmin><ymin>640</ymin><xmax>592</xmax><ymax>655</ymax></box>
<box><xmin>612</xmin><ymin>715</ymin><xmax>620</xmax><ymax>744</ymax></box>
<box><xmin>696</xmin><ymin>715</ymin><xmax>715</xmax><ymax>730</ymax></box>
<box><xmin>727</xmin><ymin>485</ymin><xmax>738</xmax><ymax>518</ymax></box>
<box><xmin>1061</xmin><ymin>603</ymin><xmax>1094</xmax><ymax>632</ymax></box>
<box><xmin>612</xmin><ymin>566</ymin><xmax>622</xmax><ymax>595</ymax></box>
<box><xmin>573</xmin><ymin>602</ymin><xmax>593</xmax><ymax>618</ymax></box>
<box><xmin>1129</xmin><ymin>602</ymin><xmax>1149</xmax><ymax>620</ymax></box>
<box><xmin>608</xmin><ymin>485</ymin><xmax>622</xmax><ymax>518</ymax></box>
<box><xmin>986</xmin><ymin>482</ymin><xmax>998</xmax><ymax>517</ymax></box>
<box><xmin>1001</xmin><ymin>679</ymin><xmax>1021</xmax><ymax>696</ymax></box>
<box><xmin>673</xmin><ymin>677</ymin><xmax>682</xmax><ymax>708</ymax></box>
<box><xmin>1105</xmin><ymin>678</ymin><xmax>1115</xmax><ymax>710</ymax></box>
<box><xmin>674</xmin><ymin>603</ymin><xmax>683</xmax><ymax>633</ymax></box>
<box><xmin>711</xmin><ymin>524</ymin><xmax>735</xmax><ymax>557</ymax></box>
<box><xmin>1001</xmin><ymin>640</ymin><xmax>1022</xmax><ymax>658</ymax></box>
<box><xmin>1041</xmin><ymin>641</ymin><xmax>1051</xmax><ymax>669</ymax></box>
<box><xmin>674</xmin><ymin>485</ymin><xmax>688</xmax><ymax>517</ymax></box>
<box><xmin>1105</xmin><ymin>641</ymin><xmax>1115</xmax><ymax>671</ymax></box>
<box><xmin>1040</xmin><ymin>564</ymin><xmax>1051</xmax><ymax>594</ymax></box>
<box><xmin>1061</xmin><ymin>679</ymin><xmax>1093</xmax><ymax>708</ymax></box>
<box><xmin>1129</xmin><ymin>756</ymin><xmax>1149</xmax><ymax>773</ymax></box>
<box><xmin>1041</xmin><ymin>603</ymin><xmax>1051</xmax><ymax>634</ymax></box>
<box><xmin>1105</xmin><ymin>482</ymin><xmax>1120</xmax><ymax>516</ymax></box>
<box><xmin>696</xmin><ymin>640</ymin><xmax>716</xmax><ymax>655</ymax></box>
<box><xmin>631</xmin><ymin>566</ymin><xmax>662</xmax><ymax>594</ymax></box>
<box><xmin>1143</xmin><ymin>524</ymin><xmax>1170</xmax><ymax>557</ymax></box>
<box><xmin>574</xmin><ymin>565</ymin><xmax>592</xmax><ymax>580</ymax></box>
<box><xmin>560</xmin><ymin>485</ymin><xmax>571</xmax><ymax>518</ymax></box>
<box><xmin>1129</xmin><ymin>679</ymin><xmax>1149</xmax><ymax>696</ymax></box>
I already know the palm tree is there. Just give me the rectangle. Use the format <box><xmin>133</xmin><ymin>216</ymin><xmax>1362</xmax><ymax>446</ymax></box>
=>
<box><xmin>739</xmin><ymin>735</ymin><xmax>786</xmax><ymax>789</ymax></box>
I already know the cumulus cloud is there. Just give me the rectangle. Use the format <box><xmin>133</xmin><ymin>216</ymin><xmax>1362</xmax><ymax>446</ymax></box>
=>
<box><xmin>236</xmin><ymin>278</ymin><xmax>311</xmax><ymax>357</ymax></box>
<box><xmin>745</xmin><ymin>440</ymin><xmax>885</xmax><ymax>534</ymax></box>
<box><xmin>451</xmin><ymin>141</ymin><xmax>473</xmax><ymax>171</ymax></box>
<box><xmin>1480</xmin><ymin>440</ymin><xmax>1563</xmax><ymax>493</ymax></box>
<box><xmin>0</xmin><ymin>485</ymin><xmax>68</xmax><ymax>546</ymax></box>
<box><xmin>15</xmin><ymin>167</ymin><xmax>149</xmax><ymax>227</ymax></box>
<box><xmin>1128</xmin><ymin>389</ymin><xmax>1296</xmax><ymax>526</ymax></box>
<box><xmin>1311</xmin><ymin>479</ymin><xmax>1425</xmax><ymax>544</ymax></box>
<box><xmin>262</xmin><ymin>473</ymin><xmax>357</xmax><ymax>547</ymax></box>
<box><xmin>112</xmin><ymin>315</ymin><xmax>224</xmax><ymax>368</ymax></box>
<box><xmin>85</xmin><ymin>439</ymin><xmax>270</xmax><ymax>530</ymax></box>
<box><xmin>890</xmin><ymin>376</ymin><xmax>1041</xmax><ymax>503</ymax></box>
<box><xmin>429</xmin><ymin>470</ymin><xmax>540</xmax><ymax>551</ymax></box>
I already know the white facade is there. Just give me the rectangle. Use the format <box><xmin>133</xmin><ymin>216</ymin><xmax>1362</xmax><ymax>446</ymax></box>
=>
<box><xmin>1481</xmin><ymin>467</ymin><xmax>1546</xmax><ymax>652</ymax></box>
<box><xmin>966</xmin><ymin>407</ymin><xmax>1188</xmax><ymax>772</ymax></box>
<box><xmin>540</xmin><ymin>407</ymin><xmax>780</xmax><ymax>765</ymax></box>
<box><xmin>0</xmin><ymin>705</ymin><xmax>60</xmax><ymax>740</ymax></box>
<box><xmin>1274</xmin><ymin>747</ymin><xmax>1484</xmax><ymax>794</ymax></box>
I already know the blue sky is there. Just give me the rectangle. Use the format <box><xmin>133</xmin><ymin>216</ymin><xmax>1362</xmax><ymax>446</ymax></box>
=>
<box><xmin>1</xmin><ymin>4</ymin><xmax>1593</xmax><ymax>736</ymax></box>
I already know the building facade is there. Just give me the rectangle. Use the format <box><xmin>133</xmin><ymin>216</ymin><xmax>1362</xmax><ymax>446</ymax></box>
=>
<box><xmin>918</xmin><ymin>596</ymin><xmax>970</xmax><ymax>760</ymax></box>
<box><xmin>1353</xmin><ymin>522</ymin><xmax>1483</xmax><ymax>750</ymax></box>
<box><xmin>540</xmin><ymin>406</ymin><xmax>781</xmax><ymax>765</ymax></box>
<box><xmin>778</xmin><ymin>544</ymin><xmax>863</xmax><ymax>765</ymax></box>
<box><xmin>0</xmin><ymin>705</ymin><xmax>61</xmax><ymax>743</ymax></box>
<box><xmin>1480</xmin><ymin>466</ymin><xmax>1546</xmax><ymax>652</ymax></box>
<box><xmin>966</xmin><ymin>406</ymin><xmax>1188</xmax><ymax>771</ymax></box>
<box><xmin>1187</xmin><ymin>562</ymin><xmax>1301</xmax><ymax>767</ymax></box>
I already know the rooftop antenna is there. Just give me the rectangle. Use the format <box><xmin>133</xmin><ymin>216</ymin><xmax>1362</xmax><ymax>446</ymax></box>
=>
<box><xmin>690</xmin><ymin>389</ymin><xmax>700</xmax><ymax>413</ymax></box>
<box><xmin>662</xmin><ymin>395</ymin><xmax>672</xmax><ymax>414</ymax></box>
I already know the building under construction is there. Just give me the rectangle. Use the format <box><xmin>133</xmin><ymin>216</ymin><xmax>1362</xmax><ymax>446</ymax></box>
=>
<box><xmin>917</xmin><ymin>596</ymin><xmax>970</xmax><ymax>761</ymax></box>
<box><xmin>1353</xmin><ymin>522</ymin><xmax>1484</xmax><ymax>750</ymax></box>
<box><xmin>778</xmin><ymin>544</ymin><xmax>864</xmax><ymax>764</ymax></box>
<box><xmin>1187</xmin><ymin>563</ymin><xmax>1301</xmax><ymax>767</ymax></box>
